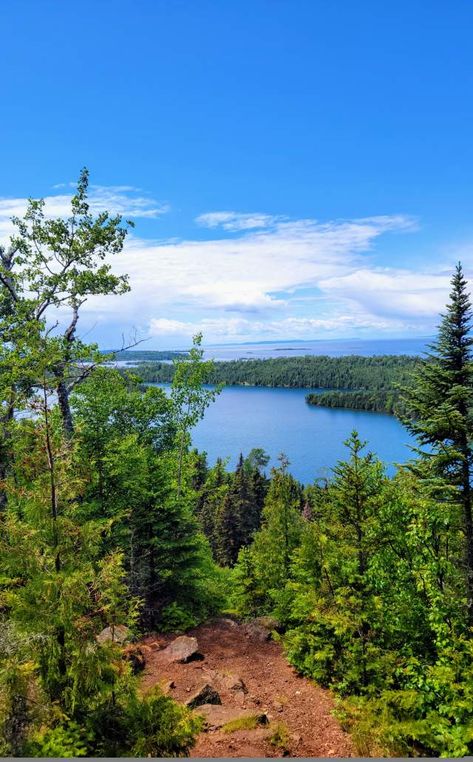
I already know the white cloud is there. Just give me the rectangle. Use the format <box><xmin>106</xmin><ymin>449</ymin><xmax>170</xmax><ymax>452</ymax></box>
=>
<box><xmin>84</xmin><ymin>214</ymin><xmax>415</xmax><ymax>324</ymax></box>
<box><xmin>0</xmin><ymin>186</ymin><xmax>169</xmax><ymax>241</ymax></box>
<box><xmin>196</xmin><ymin>210</ymin><xmax>280</xmax><ymax>231</ymax></box>
<box><xmin>0</xmin><ymin>181</ymin><xmax>461</xmax><ymax>345</ymax></box>
<box><xmin>320</xmin><ymin>267</ymin><xmax>450</xmax><ymax>318</ymax></box>
<box><xmin>149</xmin><ymin>313</ymin><xmax>409</xmax><ymax>342</ymax></box>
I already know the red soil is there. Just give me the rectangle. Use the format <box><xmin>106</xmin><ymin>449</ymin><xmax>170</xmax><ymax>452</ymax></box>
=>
<box><xmin>141</xmin><ymin>618</ymin><xmax>354</xmax><ymax>758</ymax></box>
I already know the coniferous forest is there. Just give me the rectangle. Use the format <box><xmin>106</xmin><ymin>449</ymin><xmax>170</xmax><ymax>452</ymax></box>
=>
<box><xmin>135</xmin><ymin>352</ymin><xmax>417</xmax><ymax>414</ymax></box>
<box><xmin>2</xmin><ymin>174</ymin><xmax>473</xmax><ymax>757</ymax></box>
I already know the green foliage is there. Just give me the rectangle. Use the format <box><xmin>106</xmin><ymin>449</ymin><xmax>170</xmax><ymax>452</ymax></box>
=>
<box><xmin>136</xmin><ymin>352</ymin><xmax>418</xmax><ymax>391</ymax></box>
<box><xmin>268</xmin><ymin>721</ymin><xmax>291</xmax><ymax>752</ymax></box>
<box><xmin>118</xmin><ymin>687</ymin><xmax>202</xmax><ymax>757</ymax></box>
<box><xmin>28</xmin><ymin>721</ymin><xmax>92</xmax><ymax>758</ymax></box>
<box><xmin>222</xmin><ymin>714</ymin><xmax>262</xmax><ymax>732</ymax></box>
<box><xmin>401</xmin><ymin>263</ymin><xmax>473</xmax><ymax>622</ymax></box>
<box><xmin>0</xmin><ymin>174</ymin><xmax>223</xmax><ymax>757</ymax></box>
<box><xmin>231</xmin><ymin>459</ymin><xmax>303</xmax><ymax>613</ymax></box>
<box><xmin>306</xmin><ymin>387</ymin><xmax>405</xmax><ymax>414</ymax></box>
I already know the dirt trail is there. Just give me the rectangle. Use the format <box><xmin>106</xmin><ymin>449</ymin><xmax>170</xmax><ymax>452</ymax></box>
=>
<box><xmin>141</xmin><ymin>618</ymin><xmax>354</xmax><ymax>758</ymax></box>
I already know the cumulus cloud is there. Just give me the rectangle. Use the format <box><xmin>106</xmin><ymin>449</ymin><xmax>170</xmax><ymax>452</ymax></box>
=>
<box><xmin>0</xmin><ymin>181</ymin><xmax>460</xmax><ymax>345</ymax></box>
<box><xmin>83</xmin><ymin>213</ymin><xmax>415</xmax><ymax>321</ymax></box>
<box><xmin>320</xmin><ymin>267</ymin><xmax>450</xmax><ymax>318</ymax></box>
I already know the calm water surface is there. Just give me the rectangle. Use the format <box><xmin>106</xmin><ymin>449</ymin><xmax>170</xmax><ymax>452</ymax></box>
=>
<box><xmin>148</xmin><ymin>338</ymin><xmax>422</xmax><ymax>483</ymax></box>
<box><xmin>189</xmin><ymin>385</ymin><xmax>414</xmax><ymax>483</ymax></box>
<box><xmin>201</xmin><ymin>337</ymin><xmax>431</xmax><ymax>361</ymax></box>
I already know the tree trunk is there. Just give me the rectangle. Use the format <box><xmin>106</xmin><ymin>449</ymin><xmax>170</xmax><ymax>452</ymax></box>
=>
<box><xmin>460</xmin><ymin>449</ymin><xmax>473</xmax><ymax>624</ymax></box>
<box><xmin>56</xmin><ymin>379</ymin><xmax>74</xmax><ymax>438</ymax></box>
<box><xmin>0</xmin><ymin>403</ymin><xmax>14</xmax><ymax>513</ymax></box>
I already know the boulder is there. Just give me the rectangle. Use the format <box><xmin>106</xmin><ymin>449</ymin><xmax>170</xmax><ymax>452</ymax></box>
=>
<box><xmin>160</xmin><ymin>635</ymin><xmax>202</xmax><ymax>663</ymax></box>
<box><xmin>96</xmin><ymin>624</ymin><xmax>131</xmax><ymax>645</ymax></box>
<box><xmin>195</xmin><ymin>704</ymin><xmax>269</xmax><ymax>731</ymax></box>
<box><xmin>185</xmin><ymin>682</ymin><xmax>221</xmax><ymax>709</ymax></box>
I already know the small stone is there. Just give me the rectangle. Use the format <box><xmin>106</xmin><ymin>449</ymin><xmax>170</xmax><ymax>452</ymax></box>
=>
<box><xmin>222</xmin><ymin>674</ymin><xmax>248</xmax><ymax>693</ymax></box>
<box><xmin>185</xmin><ymin>682</ymin><xmax>222</xmax><ymax>709</ymax></box>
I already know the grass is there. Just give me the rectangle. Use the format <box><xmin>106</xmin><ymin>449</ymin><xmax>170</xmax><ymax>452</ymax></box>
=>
<box><xmin>269</xmin><ymin>721</ymin><xmax>291</xmax><ymax>752</ymax></box>
<box><xmin>222</xmin><ymin>714</ymin><xmax>266</xmax><ymax>733</ymax></box>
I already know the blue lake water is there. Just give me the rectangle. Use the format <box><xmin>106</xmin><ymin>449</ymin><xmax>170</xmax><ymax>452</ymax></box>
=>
<box><xmin>189</xmin><ymin>385</ymin><xmax>414</xmax><ymax>484</ymax></box>
<box><xmin>201</xmin><ymin>336</ymin><xmax>431</xmax><ymax>361</ymax></box>
<box><xmin>147</xmin><ymin>338</ymin><xmax>424</xmax><ymax>483</ymax></box>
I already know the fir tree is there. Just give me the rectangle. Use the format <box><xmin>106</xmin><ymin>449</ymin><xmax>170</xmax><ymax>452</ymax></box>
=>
<box><xmin>401</xmin><ymin>263</ymin><xmax>473</xmax><ymax>621</ymax></box>
<box><xmin>195</xmin><ymin>458</ymin><xmax>229</xmax><ymax>557</ymax></box>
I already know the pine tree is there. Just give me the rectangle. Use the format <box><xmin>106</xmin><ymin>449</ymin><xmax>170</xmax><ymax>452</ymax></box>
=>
<box><xmin>401</xmin><ymin>263</ymin><xmax>473</xmax><ymax>622</ymax></box>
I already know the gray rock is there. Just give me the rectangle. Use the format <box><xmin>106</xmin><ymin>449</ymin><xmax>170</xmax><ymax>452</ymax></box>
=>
<box><xmin>160</xmin><ymin>635</ymin><xmax>202</xmax><ymax>663</ymax></box>
<box><xmin>96</xmin><ymin>624</ymin><xmax>131</xmax><ymax>644</ymax></box>
<box><xmin>222</xmin><ymin>673</ymin><xmax>248</xmax><ymax>694</ymax></box>
<box><xmin>195</xmin><ymin>704</ymin><xmax>268</xmax><ymax>730</ymax></box>
<box><xmin>185</xmin><ymin>683</ymin><xmax>222</xmax><ymax>709</ymax></box>
<box><xmin>243</xmin><ymin>615</ymin><xmax>280</xmax><ymax>642</ymax></box>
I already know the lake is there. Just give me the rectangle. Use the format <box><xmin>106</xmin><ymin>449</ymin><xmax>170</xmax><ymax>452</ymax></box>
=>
<box><xmin>201</xmin><ymin>336</ymin><xmax>431</xmax><ymax>361</ymax></box>
<box><xmin>146</xmin><ymin>337</ymin><xmax>424</xmax><ymax>483</ymax></box>
<box><xmin>189</xmin><ymin>385</ymin><xmax>414</xmax><ymax>483</ymax></box>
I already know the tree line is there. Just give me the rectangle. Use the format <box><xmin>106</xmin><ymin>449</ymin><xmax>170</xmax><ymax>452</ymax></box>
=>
<box><xmin>221</xmin><ymin>265</ymin><xmax>473</xmax><ymax>757</ymax></box>
<box><xmin>306</xmin><ymin>387</ymin><xmax>407</xmax><ymax>414</ymax></box>
<box><xmin>135</xmin><ymin>353</ymin><xmax>419</xmax><ymax>414</ymax></box>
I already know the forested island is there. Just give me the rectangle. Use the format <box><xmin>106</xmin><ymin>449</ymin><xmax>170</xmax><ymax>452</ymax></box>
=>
<box><xmin>104</xmin><ymin>349</ymin><xmax>188</xmax><ymax>362</ymax></box>
<box><xmin>134</xmin><ymin>353</ymin><xmax>419</xmax><ymax>414</ymax></box>
<box><xmin>306</xmin><ymin>388</ymin><xmax>403</xmax><ymax>413</ymax></box>
<box><xmin>2</xmin><ymin>173</ymin><xmax>473</xmax><ymax>758</ymax></box>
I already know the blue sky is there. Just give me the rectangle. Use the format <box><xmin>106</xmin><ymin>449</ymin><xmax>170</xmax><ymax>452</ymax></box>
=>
<box><xmin>2</xmin><ymin>0</ymin><xmax>473</xmax><ymax>348</ymax></box>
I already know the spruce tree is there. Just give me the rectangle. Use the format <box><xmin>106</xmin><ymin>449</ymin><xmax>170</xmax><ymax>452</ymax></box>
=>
<box><xmin>195</xmin><ymin>458</ymin><xmax>229</xmax><ymax>557</ymax></box>
<box><xmin>401</xmin><ymin>263</ymin><xmax>473</xmax><ymax>621</ymax></box>
<box><xmin>247</xmin><ymin>457</ymin><xmax>303</xmax><ymax>594</ymax></box>
<box><xmin>216</xmin><ymin>455</ymin><xmax>248</xmax><ymax>566</ymax></box>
